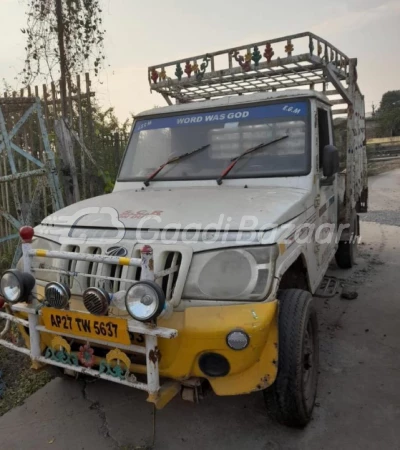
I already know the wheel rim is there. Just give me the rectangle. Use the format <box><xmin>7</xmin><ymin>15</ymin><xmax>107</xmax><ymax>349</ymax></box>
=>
<box><xmin>302</xmin><ymin>317</ymin><xmax>317</xmax><ymax>410</ymax></box>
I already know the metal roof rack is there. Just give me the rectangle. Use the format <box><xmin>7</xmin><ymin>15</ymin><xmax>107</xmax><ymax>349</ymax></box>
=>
<box><xmin>148</xmin><ymin>32</ymin><xmax>360</xmax><ymax>115</ymax></box>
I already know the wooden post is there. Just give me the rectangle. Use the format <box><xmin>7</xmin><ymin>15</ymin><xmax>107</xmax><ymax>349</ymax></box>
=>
<box><xmin>55</xmin><ymin>0</ymin><xmax>68</xmax><ymax>118</ymax></box>
<box><xmin>114</xmin><ymin>132</ymin><xmax>120</xmax><ymax>177</ymax></box>
<box><xmin>67</xmin><ymin>76</ymin><xmax>74</xmax><ymax>122</ymax></box>
<box><xmin>42</xmin><ymin>84</ymin><xmax>50</xmax><ymax>130</ymax></box>
<box><xmin>77</xmin><ymin>75</ymin><xmax>86</xmax><ymax>199</ymax></box>
<box><xmin>54</xmin><ymin>118</ymin><xmax>81</xmax><ymax>205</ymax></box>
<box><xmin>51</xmin><ymin>81</ymin><xmax>58</xmax><ymax>118</ymax></box>
<box><xmin>3</xmin><ymin>157</ymin><xmax>11</xmax><ymax>250</ymax></box>
<box><xmin>85</xmin><ymin>73</ymin><xmax>94</xmax><ymax>155</ymax></box>
<box><xmin>85</xmin><ymin>73</ymin><xmax>95</xmax><ymax>198</ymax></box>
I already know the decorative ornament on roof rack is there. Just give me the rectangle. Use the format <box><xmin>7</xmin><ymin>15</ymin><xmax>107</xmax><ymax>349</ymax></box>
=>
<box><xmin>309</xmin><ymin>37</ymin><xmax>314</xmax><ymax>55</ymax></box>
<box><xmin>175</xmin><ymin>63</ymin><xmax>183</xmax><ymax>81</ymax></box>
<box><xmin>233</xmin><ymin>50</ymin><xmax>251</xmax><ymax>72</ymax></box>
<box><xmin>285</xmin><ymin>41</ymin><xmax>294</xmax><ymax>56</ymax></box>
<box><xmin>159</xmin><ymin>68</ymin><xmax>167</xmax><ymax>81</ymax></box>
<box><xmin>252</xmin><ymin>46</ymin><xmax>262</xmax><ymax>67</ymax></box>
<box><xmin>317</xmin><ymin>43</ymin><xmax>323</xmax><ymax>57</ymax></box>
<box><xmin>263</xmin><ymin>43</ymin><xmax>274</xmax><ymax>62</ymax></box>
<box><xmin>195</xmin><ymin>54</ymin><xmax>211</xmax><ymax>82</ymax></box>
<box><xmin>150</xmin><ymin>68</ymin><xmax>159</xmax><ymax>84</ymax></box>
<box><xmin>184</xmin><ymin>61</ymin><xmax>193</xmax><ymax>78</ymax></box>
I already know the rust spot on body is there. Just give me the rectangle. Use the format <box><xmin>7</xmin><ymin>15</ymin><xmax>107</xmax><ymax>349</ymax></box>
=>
<box><xmin>149</xmin><ymin>347</ymin><xmax>162</xmax><ymax>364</ymax></box>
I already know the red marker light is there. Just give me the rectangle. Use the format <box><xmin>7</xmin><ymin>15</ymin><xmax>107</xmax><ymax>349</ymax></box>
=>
<box><xmin>19</xmin><ymin>226</ymin><xmax>34</xmax><ymax>243</ymax></box>
<box><xmin>0</xmin><ymin>296</ymin><xmax>5</xmax><ymax>309</ymax></box>
<box><xmin>141</xmin><ymin>245</ymin><xmax>153</xmax><ymax>254</ymax></box>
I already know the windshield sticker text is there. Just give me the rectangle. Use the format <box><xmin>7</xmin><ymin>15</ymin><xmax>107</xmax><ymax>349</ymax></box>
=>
<box><xmin>133</xmin><ymin>102</ymin><xmax>307</xmax><ymax>133</ymax></box>
<box><xmin>282</xmin><ymin>105</ymin><xmax>302</xmax><ymax>114</ymax></box>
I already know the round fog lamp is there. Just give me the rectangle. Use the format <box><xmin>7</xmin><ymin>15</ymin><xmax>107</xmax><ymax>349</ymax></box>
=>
<box><xmin>0</xmin><ymin>270</ymin><xmax>35</xmax><ymax>304</ymax></box>
<box><xmin>83</xmin><ymin>287</ymin><xmax>111</xmax><ymax>316</ymax></box>
<box><xmin>125</xmin><ymin>281</ymin><xmax>165</xmax><ymax>322</ymax></box>
<box><xmin>45</xmin><ymin>282</ymin><xmax>71</xmax><ymax>309</ymax></box>
<box><xmin>226</xmin><ymin>329</ymin><xmax>250</xmax><ymax>350</ymax></box>
<box><xmin>198</xmin><ymin>352</ymin><xmax>230</xmax><ymax>377</ymax></box>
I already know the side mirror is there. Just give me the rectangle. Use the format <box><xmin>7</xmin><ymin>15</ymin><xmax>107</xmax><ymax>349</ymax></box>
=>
<box><xmin>322</xmin><ymin>145</ymin><xmax>339</xmax><ymax>178</ymax></box>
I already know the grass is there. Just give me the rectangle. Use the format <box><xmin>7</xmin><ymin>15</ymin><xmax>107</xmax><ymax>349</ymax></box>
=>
<box><xmin>0</xmin><ymin>330</ymin><xmax>53</xmax><ymax>416</ymax></box>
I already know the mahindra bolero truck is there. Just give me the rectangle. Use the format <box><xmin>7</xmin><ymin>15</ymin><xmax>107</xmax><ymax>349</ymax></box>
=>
<box><xmin>0</xmin><ymin>32</ymin><xmax>367</xmax><ymax>427</ymax></box>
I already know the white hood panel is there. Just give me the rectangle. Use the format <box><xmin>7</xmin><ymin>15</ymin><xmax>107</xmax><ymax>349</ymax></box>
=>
<box><xmin>42</xmin><ymin>186</ymin><xmax>311</xmax><ymax>231</ymax></box>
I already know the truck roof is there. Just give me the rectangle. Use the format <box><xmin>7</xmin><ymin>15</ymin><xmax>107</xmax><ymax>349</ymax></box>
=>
<box><xmin>137</xmin><ymin>89</ymin><xmax>330</xmax><ymax>118</ymax></box>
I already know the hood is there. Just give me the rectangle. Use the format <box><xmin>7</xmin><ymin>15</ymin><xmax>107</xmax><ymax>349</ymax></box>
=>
<box><xmin>41</xmin><ymin>186</ymin><xmax>310</xmax><ymax>231</ymax></box>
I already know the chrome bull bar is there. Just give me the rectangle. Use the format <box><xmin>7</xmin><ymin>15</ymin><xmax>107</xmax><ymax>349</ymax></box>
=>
<box><xmin>0</xmin><ymin>229</ymin><xmax>180</xmax><ymax>408</ymax></box>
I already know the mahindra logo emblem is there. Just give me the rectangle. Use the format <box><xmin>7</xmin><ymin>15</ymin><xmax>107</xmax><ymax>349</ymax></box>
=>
<box><xmin>106</xmin><ymin>246</ymin><xmax>128</xmax><ymax>257</ymax></box>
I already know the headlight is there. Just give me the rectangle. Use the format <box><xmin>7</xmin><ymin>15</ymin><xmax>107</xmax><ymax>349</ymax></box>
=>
<box><xmin>0</xmin><ymin>270</ymin><xmax>35</xmax><ymax>304</ymax></box>
<box><xmin>125</xmin><ymin>281</ymin><xmax>165</xmax><ymax>322</ymax></box>
<box><xmin>183</xmin><ymin>246</ymin><xmax>278</xmax><ymax>301</ymax></box>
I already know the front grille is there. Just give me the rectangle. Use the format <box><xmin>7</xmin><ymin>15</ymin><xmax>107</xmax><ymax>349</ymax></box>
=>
<box><xmin>59</xmin><ymin>245</ymin><xmax>80</xmax><ymax>289</ymax></box>
<box><xmin>87</xmin><ymin>247</ymin><xmax>102</xmax><ymax>289</ymax></box>
<box><xmin>161</xmin><ymin>251</ymin><xmax>182</xmax><ymax>301</ymax></box>
<box><xmin>58</xmin><ymin>244</ymin><xmax>185</xmax><ymax>303</ymax></box>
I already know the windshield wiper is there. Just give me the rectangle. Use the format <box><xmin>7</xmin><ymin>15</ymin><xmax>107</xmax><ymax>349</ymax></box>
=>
<box><xmin>216</xmin><ymin>135</ymin><xmax>289</xmax><ymax>185</ymax></box>
<box><xmin>144</xmin><ymin>144</ymin><xmax>210</xmax><ymax>186</ymax></box>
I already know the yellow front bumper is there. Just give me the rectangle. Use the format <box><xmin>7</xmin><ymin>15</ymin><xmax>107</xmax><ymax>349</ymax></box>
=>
<box><xmin>157</xmin><ymin>301</ymin><xmax>279</xmax><ymax>395</ymax></box>
<box><xmin>17</xmin><ymin>288</ymin><xmax>278</xmax><ymax>396</ymax></box>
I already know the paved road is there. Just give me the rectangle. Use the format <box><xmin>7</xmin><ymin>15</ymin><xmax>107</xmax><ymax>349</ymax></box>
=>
<box><xmin>0</xmin><ymin>171</ymin><xmax>399</xmax><ymax>449</ymax></box>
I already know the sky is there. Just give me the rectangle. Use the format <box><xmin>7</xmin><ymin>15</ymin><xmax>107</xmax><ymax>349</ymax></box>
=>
<box><xmin>1</xmin><ymin>0</ymin><xmax>399</xmax><ymax>121</ymax></box>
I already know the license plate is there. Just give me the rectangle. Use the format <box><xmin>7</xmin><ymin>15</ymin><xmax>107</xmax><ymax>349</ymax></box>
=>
<box><xmin>41</xmin><ymin>308</ymin><xmax>130</xmax><ymax>345</ymax></box>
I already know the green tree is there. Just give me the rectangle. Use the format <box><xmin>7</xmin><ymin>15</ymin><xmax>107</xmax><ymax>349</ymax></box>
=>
<box><xmin>377</xmin><ymin>90</ymin><xmax>400</xmax><ymax>137</ymax></box>
<box><xmin>21</xmin><ymin>0</ymin><xmax>105</xmax><ymax>115</ymax></box>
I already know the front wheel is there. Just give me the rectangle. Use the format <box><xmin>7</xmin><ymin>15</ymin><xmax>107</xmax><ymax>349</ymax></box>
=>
<box><xmin>264</xmin><ymin>289</ymin><xmax>319</xmax><ymax>427</ymax></box>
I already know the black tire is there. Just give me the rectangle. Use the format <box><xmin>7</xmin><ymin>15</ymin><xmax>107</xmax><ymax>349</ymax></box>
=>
<box><xmin>335</xmin><ymin>213</ymin><xmax>359</xmax><ymax>269</ymax></box>
<box><xmin>264</xmin><ymin>289</ymin><xmax>319</xmax><ymax>427</ymax></box>
<box><xmin>335</xmin><ymin>240</ymin><xmax>354</xmax><ymax>268</ymax></box>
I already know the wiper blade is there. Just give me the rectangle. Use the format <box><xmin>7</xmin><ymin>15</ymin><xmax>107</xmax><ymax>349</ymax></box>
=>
<box><xmin>216</xmin><ymin>135</ymin><xmax>289</xmax><ymax>185</ymax></box>
<box><xmin>144</xmin><ymin>144</ymin><xmax>210</xmax><ymax>186</ymax></box>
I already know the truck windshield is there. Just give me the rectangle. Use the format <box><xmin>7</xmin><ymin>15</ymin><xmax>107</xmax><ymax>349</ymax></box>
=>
<box><xmin>118</xmin><ymin>101</ymin><xmax>310</xmax><ymax>182</ymax></box>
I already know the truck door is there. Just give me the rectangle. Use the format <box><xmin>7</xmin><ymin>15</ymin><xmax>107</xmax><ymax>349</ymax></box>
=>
<box><xmin>316</xmin><ymin>106</ymin><xmax>337</xmax><ymax>269</ymax></box>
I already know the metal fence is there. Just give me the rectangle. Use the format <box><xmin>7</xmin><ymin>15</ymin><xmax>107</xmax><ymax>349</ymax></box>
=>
<box><xmin>0</xmin><ymin>74</ymin><xmax>129</xmax><ymax>271</ymax></box>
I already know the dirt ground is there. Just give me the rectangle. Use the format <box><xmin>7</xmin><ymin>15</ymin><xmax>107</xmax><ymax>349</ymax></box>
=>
<box><xmin>367</xmin><ymin>157</ymin><xmax>400</xmax><ymax>176</ymax></box>
<box><xmin>0</xmin><ymin>344</ymin><xmax>51</xmax><ymax>416</ymax></box>
<box><xmin>0</xmin><ymin>169</ymin><xmax>399</xmax><ymax>449</ymax></box>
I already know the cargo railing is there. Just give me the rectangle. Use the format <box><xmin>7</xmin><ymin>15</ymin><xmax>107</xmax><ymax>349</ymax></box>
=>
<box><xmin>0</xmin><ymin>228</ymin><xmax>180</xmax><ymax>409</ymax></box>
<box><xmin>148</xmin><ymin>31</ymin><xmax>359</xmax><ymax>115</ymax></box>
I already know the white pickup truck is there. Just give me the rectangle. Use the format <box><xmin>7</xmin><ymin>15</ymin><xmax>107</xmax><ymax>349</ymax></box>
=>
<box><xmin>0</xmin><ymin>32</ymin><xmax>367</xmax><ymax>427</ymax></box>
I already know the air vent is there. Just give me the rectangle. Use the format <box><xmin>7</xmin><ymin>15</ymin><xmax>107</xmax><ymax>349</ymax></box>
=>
<box><xmin>87</xmin><ymin>247</ymin><xmax>102</xmax><ymax>288</ymax></box>
<box><xmin>161</xmin><ymin>252</ymin><xmax>181</xmax><ymax>301</ymax></box>
<box><xmin>60</xmin><ymin>245</ymin><xmax>80</xmax><ymax>288</ymax></box>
